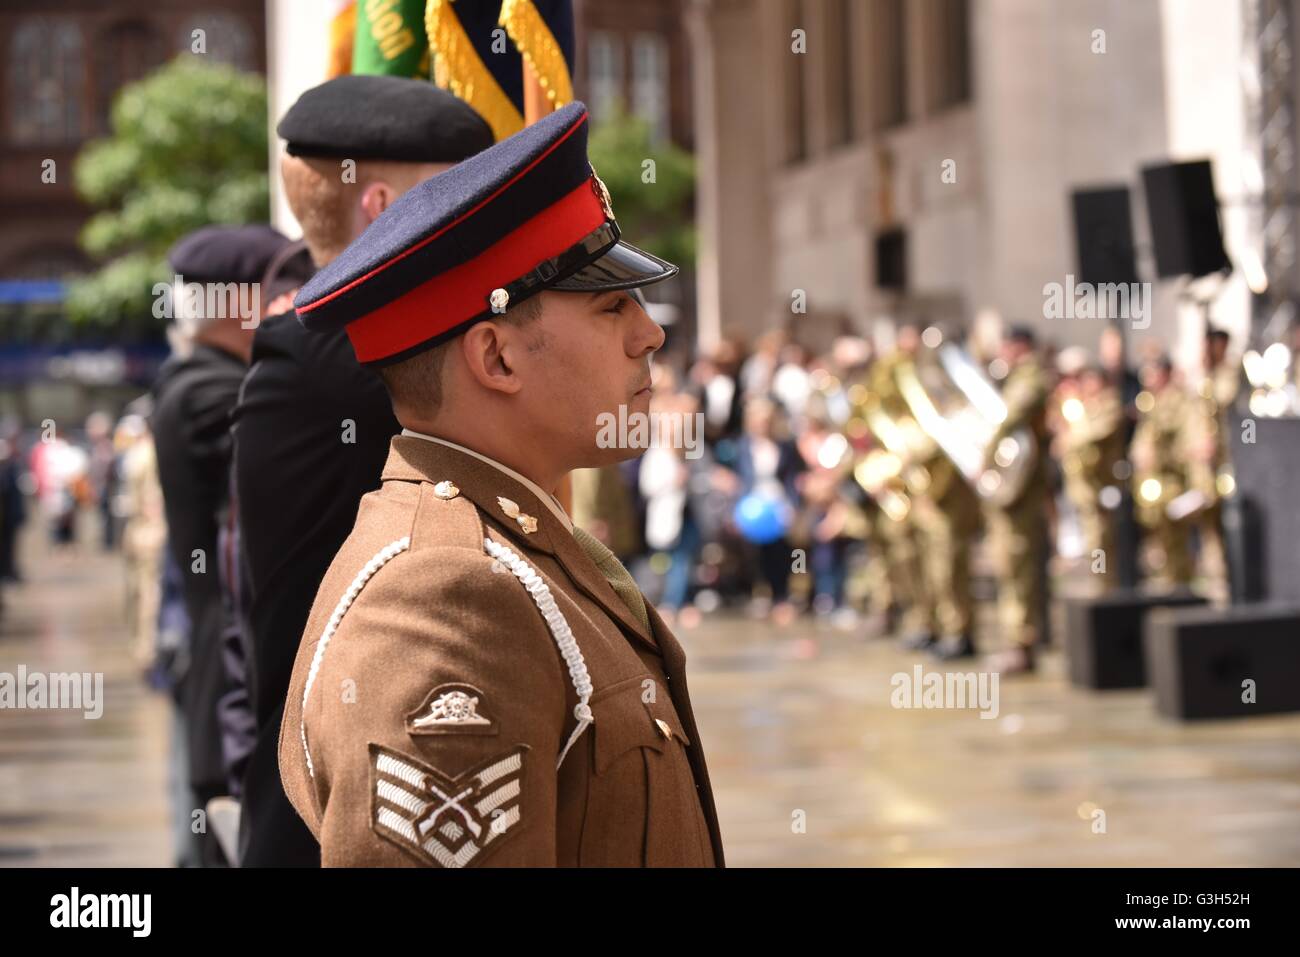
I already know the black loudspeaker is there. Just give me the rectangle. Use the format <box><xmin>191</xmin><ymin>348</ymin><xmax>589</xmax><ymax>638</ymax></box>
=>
<box><xmin>875</xmin><ymin>228</ymin><xmax>906</xmax><ymax>290</ymax></box>
<box><xmin>1145</xmin><ymin>604</ymin><xmax>1300</xmax><ymax>719</ymax></box>
<box><xmin>1141</xmin><ymin>160</ymin><xmax>1230</xmax><ymax>278</ymax></box>
<box><xmin>1220</xmin><ymin>492</ymin><xmax>1265</xmax><ymax>604</ymax></box>
<box><xmin>1063</xmin><ymin>589</ymin><xmax>1207</xmax><ymax>689</ymax></box>
<box><xmin>1070</xmin><ymin>187</ymin><xmax>1139</xmax><ymax>286</ymax></box>
<box><xmin>1229</xmin><ymin>414</ymin><xmax>1300</xmax><ymax>603</ymax></box>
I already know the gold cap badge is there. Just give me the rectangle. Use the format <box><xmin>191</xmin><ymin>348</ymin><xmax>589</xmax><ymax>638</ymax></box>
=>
<box><xmin>591</xmin><ymin>167</ymin><xmax>615</xmax><ymax>221</ymax></box>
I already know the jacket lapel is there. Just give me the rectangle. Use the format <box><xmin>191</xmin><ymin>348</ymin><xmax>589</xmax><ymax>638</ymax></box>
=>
<box><xmin>381</xmin><ymin>436</ymin><xmax>660</xmax><ymax>654</ymax></box>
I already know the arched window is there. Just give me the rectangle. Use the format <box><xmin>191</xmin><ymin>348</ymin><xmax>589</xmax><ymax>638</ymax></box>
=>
<box><xmin>8</xmin><ymin>18</ymin><xmax>84</xmax><ymax>145</ymax></box>
<box><xmin>176</xmin><ymin>12</ymin><xmax>255</xmax><ymax>70</ymax></box>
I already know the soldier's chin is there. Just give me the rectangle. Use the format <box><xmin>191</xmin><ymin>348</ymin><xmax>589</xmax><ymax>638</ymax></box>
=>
<box><xmin>582</xmin><ymin>441</ymin><xmax>641</xmax><ymax>469</ymax></box>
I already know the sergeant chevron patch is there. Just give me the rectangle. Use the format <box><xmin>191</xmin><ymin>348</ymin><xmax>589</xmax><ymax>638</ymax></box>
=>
<box><xmin>369</xmin><ymin>743</ymin><xmax>527</xmax><ymax>868</ymax></box>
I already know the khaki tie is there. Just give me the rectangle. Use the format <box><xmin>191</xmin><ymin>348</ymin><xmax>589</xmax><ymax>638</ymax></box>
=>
<box><xmin>571</xmin><ymin>525</ymin><xmax>651</xmax><ymax>634</ymax></box>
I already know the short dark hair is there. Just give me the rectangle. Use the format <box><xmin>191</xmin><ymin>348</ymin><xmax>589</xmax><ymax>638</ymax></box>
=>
<box><xmin>1006</xmin><ymin>323</ymin><xmax>1037</xmax><ymax>346</ymax></box>
<box><xmin>377</xmin><ymin>295</ymin><xmax>544</xmax><ymax>416</ymax></box>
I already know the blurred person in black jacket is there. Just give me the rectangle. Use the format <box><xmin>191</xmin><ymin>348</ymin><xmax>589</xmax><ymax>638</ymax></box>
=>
<box><xmin>151</xmin><ymin>224</ymin><xmax>294</xmax><ymax>866</ymax></box>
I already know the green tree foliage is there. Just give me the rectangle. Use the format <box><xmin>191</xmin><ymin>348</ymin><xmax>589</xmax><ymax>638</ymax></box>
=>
<box><xmin>586</xmin><ymin>107</ymin><xmax>695</xmax><ymax>272</ymax></box>
<box><xmin>67</xmin><ymin>57</ymin><xmax>270</xmax><ymax>336</ymax></box>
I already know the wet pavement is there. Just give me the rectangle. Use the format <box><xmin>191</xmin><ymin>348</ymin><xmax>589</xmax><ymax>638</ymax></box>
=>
<box><xmin>1</xmin><ymin>538</ymin><xmax>173</xmax><ymax>866</ymax></box>
<box><xmin>3</xmin><ymin>531</ymin><xmax>1299</xmax><ymax>867</ymax></box>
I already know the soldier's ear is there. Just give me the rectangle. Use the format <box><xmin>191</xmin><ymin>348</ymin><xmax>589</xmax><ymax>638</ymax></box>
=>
<box><xmin>459</xmin><ymin>322</ymin><xmax>523</xmax><ymax>397</ymax></box>
<box><xmin>358</xmin><ymin>179</ymin><xmax>400</xmax><ymax>225</ymax></box>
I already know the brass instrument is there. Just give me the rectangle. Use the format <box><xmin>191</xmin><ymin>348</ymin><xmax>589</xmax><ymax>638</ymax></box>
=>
<box><xmin>852</xmin><ymin>394</ymin><xmax>927</xmax><ymax>523</ymax></box>
<box><xmin>895</xmin><ymin>343</ymin><xmax>1036</xmax><ymax>507</ymax></box>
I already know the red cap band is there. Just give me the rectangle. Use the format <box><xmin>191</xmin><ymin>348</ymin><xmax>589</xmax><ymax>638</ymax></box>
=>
<box><xmin>345</xmin><ymin>180</ymin><xmax>606</xmax><ymax>363</ymax></box>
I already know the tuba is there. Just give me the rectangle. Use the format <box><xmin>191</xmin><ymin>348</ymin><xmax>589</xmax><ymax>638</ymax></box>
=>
<box><xmin>894</xmin><ymin>342</ymin><xmax>1036</xmax><ymax>507</ymax></box>
<box><xmin>852</xmin><ymin>393</ymin><xmax>930</xmax><ymax>523</ymax></box>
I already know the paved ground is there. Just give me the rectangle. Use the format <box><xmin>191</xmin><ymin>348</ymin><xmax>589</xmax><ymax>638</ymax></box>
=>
<box><xmin>0</xmin><ymin>538</ymin><xmax>173</xmax><ymax>866</ymax></box>
<box><xmin>3</xmin><ymin>529</ymin><xmax>1299</xmax><ymax>867</ymax></box>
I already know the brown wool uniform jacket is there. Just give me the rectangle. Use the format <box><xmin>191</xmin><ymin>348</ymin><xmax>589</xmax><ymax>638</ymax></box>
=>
<box><xmin>279</xmin><ymin>435</ymin><xmax>724</xmax><ymax>867</ymax></box>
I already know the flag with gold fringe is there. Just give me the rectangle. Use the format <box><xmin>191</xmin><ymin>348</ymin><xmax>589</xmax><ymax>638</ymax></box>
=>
<box><xmin>499</xmin><ymin>0</ymin><xmax>574</xmax><ymax>112</ymax></box>
<box><xmin>425</xmin><ymin>0</ymin><xmax>574</xmax><ymax>141</ymax></box>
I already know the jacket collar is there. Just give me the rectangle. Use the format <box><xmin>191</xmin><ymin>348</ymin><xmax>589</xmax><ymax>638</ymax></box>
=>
<box><xmin>381</xmin><ymin>435</ymin><xmax>660</xmax><ymax>654</ymax></box>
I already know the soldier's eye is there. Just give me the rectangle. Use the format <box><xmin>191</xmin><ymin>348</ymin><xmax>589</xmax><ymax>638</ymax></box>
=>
<box><xmin>605</xmin><ymin>294</ymin><xmax>630</xmax><ymax>314</ymax></box>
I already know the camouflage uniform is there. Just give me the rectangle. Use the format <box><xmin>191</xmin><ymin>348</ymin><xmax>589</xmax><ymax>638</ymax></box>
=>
<box><xmin>860</xmin><ymin>354</ymin><xmax>932</xmax><ymax>637</ymax></box>
<box><xmin>985</xmin><ymin>355</ymin><xmax>1052</xmax><ymax>648</ymax></box>
<box><xmin>1186</xmin><ymin>361</ymin><xmax>1241</xmax><ymax>581</ymax></box>
<box><xmin>1058</xmin><ymin>386</ymin><xmax>1126</xmax><ymax>590</ymax></box>
<box><xmin>1132</xmin><ymin>383</ymin><xmax>1194</xmax><ymax>585</ymax></box>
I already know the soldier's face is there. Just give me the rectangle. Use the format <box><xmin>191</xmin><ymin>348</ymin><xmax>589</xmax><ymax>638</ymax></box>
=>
<box><xmin>516</xmin><ymin>289</ymin><xmax>666</xmax><ymax>467</ymax></box>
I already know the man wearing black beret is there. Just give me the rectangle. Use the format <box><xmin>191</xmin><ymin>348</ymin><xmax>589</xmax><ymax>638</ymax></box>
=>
<box><xmin>231</xmin><ymin>75</ymin><xmax>492</xmax><ymax>867</ymax></box>
<box><xmin>151</xmin><ymin>224</ymin><xmax>293</xmax><ymax>866</ymax></box>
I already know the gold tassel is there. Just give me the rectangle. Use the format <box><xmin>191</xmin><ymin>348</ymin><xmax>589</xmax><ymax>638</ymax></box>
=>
<box><xmin>425</xmin><ymin>0</ymin><xmax>524</xmax><ymax>141</ymax></box>
<box><xmin>498</xmin><ymin>0</ymin><xmax>574</xmax><ymax>110</ymax></box>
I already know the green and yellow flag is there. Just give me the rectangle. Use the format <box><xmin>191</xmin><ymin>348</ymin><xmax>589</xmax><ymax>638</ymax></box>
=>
<box><xmin>353</xmin><ymin>0</ymin><xmax>430</xmax><ymax>77</ymax></box>
<box><xmin>336</xmin><ymin>0</ymin><xmax>575</xmax><ymax>139</ymax></box>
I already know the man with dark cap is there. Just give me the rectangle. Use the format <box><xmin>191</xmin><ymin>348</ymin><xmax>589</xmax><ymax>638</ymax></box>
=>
<box><xmin>151</xmin><ymin>223</ymin><xmax>294</xmax><ymax>866</ymax></box>
<box><xmin>279</xmin><ymin>102</ymin><xmax>724</xmax><ymax>867</ymax></box>
<box><xmin>231</xmin><ymin>76</ymin><xmax>493</xmax><ymax>867</ymax></box>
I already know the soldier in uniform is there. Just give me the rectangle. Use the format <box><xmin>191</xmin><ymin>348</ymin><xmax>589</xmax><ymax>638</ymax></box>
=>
<box><xmin>861</xmin><ymin>325</ymin><xmax>934</xmax><ymax>650</ymax></box>
<box><xmin>909</xmin><ymin>330</ymin><xmax>982</xmax><ymax>661</ymax></box>
<box><xmin>1131</xmin><ymin>355</ymin><xmax>1194</xmax><ymax>586</ymax></box>
<box><xmin>983</xmin><ymin>326</ymin><xmax>1053</xmax><ymax>674</ymax></box>
<box><xmin>1054</xmin><ymin>353</ymin><xmax>1127</xmax><ymax>592</ymax></box>
<box><xmin>278</xmin><ymin>104</ymin><xmax>723</xmax><ymax>866</ymax></box>
<box><xmin>1186</xmin><ymin>328</ymin><xmax>1241</xmax><ymax>583</ymax></box>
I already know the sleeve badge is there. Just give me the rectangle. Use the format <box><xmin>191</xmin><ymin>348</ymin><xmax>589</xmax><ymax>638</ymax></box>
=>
<box><xmin>405</xmin><ymin>682</ymin><xmax>497</xmax><ymax>736</ymax></box>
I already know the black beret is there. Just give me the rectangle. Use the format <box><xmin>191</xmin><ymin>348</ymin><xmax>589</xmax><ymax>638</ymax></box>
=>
<box><xmin>262</xmin><ymin>240</ymin><xmax>317</xmax><ymax>303</ymax></box>
<box><xmin>167</xmin><ymin>224</ymin><xmax>293</xmax><ymax>286</ymax></box>
<box><xmin>276</xmin><ymin>75</ymin><xmax>493</xmax><ymax>163</ymax></box>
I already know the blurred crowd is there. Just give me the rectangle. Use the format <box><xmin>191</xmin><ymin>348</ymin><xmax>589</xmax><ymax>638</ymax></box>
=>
<box><xmin>3</xmin><ymin>306</ymin><xmax>1299</xmax><ymax>866</ymax></box>
<box><xmin>5</xmin><ymin>314</ymin><xmax>1299</xmax><ymax>649</ymax></box>
<box><xmin>572</xmin><ymin>316</ymin><xmax>1300</xmax><ymax>652</ymax></box>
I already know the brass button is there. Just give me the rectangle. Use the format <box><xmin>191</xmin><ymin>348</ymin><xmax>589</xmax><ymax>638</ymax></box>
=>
<box><xmin>655</xmin><ymin>718</ymin><xmax>672</xmax><ymax>740</ymax></box>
